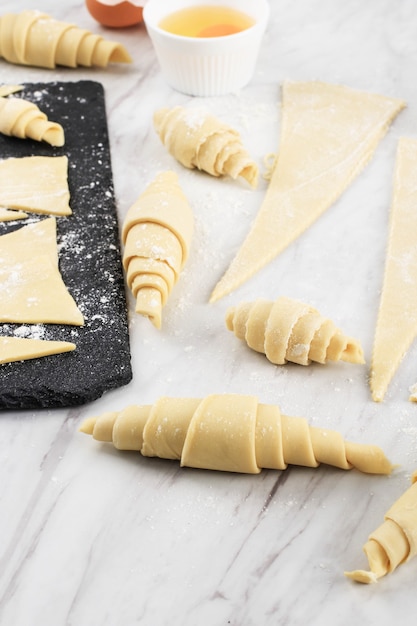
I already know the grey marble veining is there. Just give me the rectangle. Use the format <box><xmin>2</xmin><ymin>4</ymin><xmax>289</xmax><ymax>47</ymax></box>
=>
<box><xmin>1</xmin><ymin>1</ymin><xmax>417</xmax><ymax>624</ymax></box>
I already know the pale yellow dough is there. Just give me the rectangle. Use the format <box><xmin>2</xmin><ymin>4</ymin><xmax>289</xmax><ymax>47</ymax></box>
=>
<box><xmin>0</xmin><ymin>219</ymin><xmax>83</xmax><ymax>326</ymax></box>
<box><xmin>79</xmin><ymin>394</ymin><xmax>393</xmax><ymax>475</ymax></box>
<box><xmin>0</xmin><ymin>84</ymin><xmax>23</xmax><ymax>97</ymax></box>
<box><xmin>0</xmin><ymin>10</ymin><xmax>132</xmax><ymax>68</ymax></box>
<box><xmin>210</xmin><ymin>81</ymin><xmax>405</xmax><ymax>302</ymax></box>
<box><xmin>0</xmin><ymin>155</ymin><xmax>71</xmax><ymax>216</ymax></box>
<box><xmin>0</xmin><ymin>208</ymin><xmax>27</xmax><ymax>221</ymax></box>
<box><xmin>370</xmin><ymin>138</ymin><xmax>417</xmax><ymax>402</ymax></box>
<box><xmin>345</xmin><ymin>473</ymin><xmax>417</xmax><ymax>583</ymax></box>
<box><xmin>0</xmin><ymin>93</ymin><xmax>65</xmax><ymax>146</ymax></box>
<box><xmin>122</xmin><ymin>171</ymin><xmax>194</xmax><ymax>329</ymax></box>
<box><xmin>153</xmin><ymin>106</ymin><xmax>259</xmax><ymax>188</ymax></box>
<box><xmin>0</xmin><ymin>255</ymin><xmax>84</xmax><ymax>325</ymax></box>
<box><xmin>0</xmin><ymin>336</ymin><xmax>75</xmax><ymax>364</ymax></box>
<box><xmin>0</xmin><ymin>217</ymin><xmax>58</xmax><ymax>266</ymax></box>
<box><xmin>226</xmin><ymin>296</ymin><xmax>364</xmax><ymax>366</ymax></box>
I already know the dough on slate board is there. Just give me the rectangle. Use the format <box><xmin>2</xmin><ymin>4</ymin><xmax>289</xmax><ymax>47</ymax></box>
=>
<box><xmin>0</xmin><ymin>81</ymin><xmax>132</xmax><ymax>409</ymax></box>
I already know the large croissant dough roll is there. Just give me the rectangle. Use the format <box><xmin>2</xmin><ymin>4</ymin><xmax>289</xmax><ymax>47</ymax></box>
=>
<box><xmin>226</xmin><ymin>296</ymin><xmax>365</xmax><ymax>366</ymax></box>
<box><xmin>345</xmin><ymin>472</ymin><xmax>417</xmax><ymax>583</ymax></box>
<box><xmin>153</xmin><ymin>106</ymin><xmax>259</xmax><ymax>188</ymax></box>
<box><xmin>0</xmin><ymin>10</ymin><xmax>131</xmax><ymax>68</ymax></box>
<box><xmin>80</xmin><ymin>394</ymin><xmax>392</xmax><ymax>475</ymax></box>
<box><xmin>0</xmin><ymin>89</ymin><xmax>64</xmax><ymax>146</ymax></box>
<box><xmin>122</xmin><ymin>171</ymin><xmax>194</xmax><ymax>329</ymax></box>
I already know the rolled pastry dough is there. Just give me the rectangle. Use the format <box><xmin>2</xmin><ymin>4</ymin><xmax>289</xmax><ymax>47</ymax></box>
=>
<box><xmin>0</xmin><ymin>10</ymin><xmax>132</xmax><ymax>68</ymax></box>
<box><xmin>345</xmin><ymin>472</ymin><xmax>417</xmax><ymax>583</ymax></box>
<box><xmin>0</xmin><ymin>93</ymin><xmax>65</xmax><ymax>146</ymax></box>
<box><xmin>0</xmin><ymin>155</ymin><xmax>71</xmax><ymax>216</ymax></box>
<box><xmin>122</xmin><ymin>171</ymin><xmax>194</xmax><ymax>329</ymax></box>
<box><xmin>370</xmin><ymin>138</ymin><xmax>417</xmax><ymax>402</ymax></box>
<box><xmin>79</xmin><ymin>394</ymin><xmax>393</xmax><ymax>475</ymax></box>
<box><xmin>226</xmin><ymin>296</ymin><xmax>364</xmax><ymax>365</ymax></box>
<box><xmin>153</xmin><ymin>106</ymin><xmax>258</xmax><ymax>187</ymax></box>
<box><xmin>210</xmin><ymin>81</ymin><xmax>405</xmax><ymax>302</ymax></box>
<box><xmin>0</xmin><ymin>336</ymin><xmax>75</xmax><ymax>364</ymax></box>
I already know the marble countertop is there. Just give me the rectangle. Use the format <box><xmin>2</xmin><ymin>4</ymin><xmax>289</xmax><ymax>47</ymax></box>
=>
<box><xmin>2</xmin><ymin>1</ymin><xmax>417</xmax><ymax>624</ymax></box>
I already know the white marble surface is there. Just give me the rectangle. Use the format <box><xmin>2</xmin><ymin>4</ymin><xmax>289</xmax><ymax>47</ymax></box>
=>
<box><xmin>2</xmin><ymin>1</ymin><xmax>417</xmax><ymax>624</ymax></box>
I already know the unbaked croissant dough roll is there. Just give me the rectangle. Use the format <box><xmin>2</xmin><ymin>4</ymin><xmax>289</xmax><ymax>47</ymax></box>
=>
<box><xmin>153</xmin><ymin>106</ymin><xmax>259</xmax><ymax>187</ymax></box>
<box><xmin>345</xmin><ymin>472</ymin><xmax>417</xmax><ymax>583</ymax></box>
<box><xmin>79</xmin><ymin>394</ymin><xmax>392</xmax><ymax>475</ymax></box>
<box><xmin>0</xmin><ymin>10</ymin><xmax>132</xmax><ymax>69</ymax></box>
<box><xmin>0</xmin><ymin>92</ymin><xmax>65</xmax><ymax>146</ymax></box>
<box><xmin>226</xmin><ymin>296</ymin><xmax>364</xmax><ymax>366</ymax></box>
<box><xmin>122</xmin><ymin>171</ymin><xmax>194</xmax><ymax>329</ymax></box>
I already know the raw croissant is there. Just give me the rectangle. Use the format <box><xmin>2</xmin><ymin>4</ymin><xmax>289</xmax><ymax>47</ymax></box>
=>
<box><xmin>0</xmin><ymin>93</ymin><xmax>64</xmax><ymax>146</ymax></box>
<box><xmin>122</xmin><ymin>171</ymin><xmax>194</xmax><ymax>329</ymax></box>
<box><xmin>79</xmin><ymin>394</ymin><xmax>392</xmax><ymax>475</ymax></box>
<box><xmin>0</xmin><ymin>10</ymin><xmax>132</xmax><ymax>69</ymax></box>
<box><xmin>153</xmin><ymin>106</ymin><xmax>259</xmax><ymax>188</ymax></box>
<box><xmin>345</xmin><ymin>472</ymin><xmax>417</xmax><ymax>583</ymax></box>
<box><xmin>226</xmin><ymin>296</ymin><xmax>365</xmax><ymax>366</ymax></box>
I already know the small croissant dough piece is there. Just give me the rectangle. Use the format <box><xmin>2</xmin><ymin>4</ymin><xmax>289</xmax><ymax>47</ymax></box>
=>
<box><xmin>345</xmin><ymin>472</ymin><xmax>417</xmax><ymax>583</ymax></box>
<box><xmin>0</xmin><ymin>10</ymin><xmax>132</xmax><ymax>69</ymax></box>
<box><xmin>153</xmin><ymin>106</ymin><xmax>259</xmax><ymax>188</ymax></box>
<box><xmin>0</xmin><ymin>86</ymin><xmax>64</xmax><ymax>146</ymax></box>
<box><xmin>0</xmin><ymin>336</ymin><xmax>75</xmax><ymax>364</ymax></box>
<box><xmin>226</xmin><ymin>296</ymin><xmax>364</xmax><ymax>366</ymax></box>
<box><xmin>79</xmin><ymin>393</ymin><xmax>393</xmax><ymax>475</ymax></box>
<box><xmin>122</xmin><ymin>171</ymin><xmax>194</xmax><ymax>329</ymax></box>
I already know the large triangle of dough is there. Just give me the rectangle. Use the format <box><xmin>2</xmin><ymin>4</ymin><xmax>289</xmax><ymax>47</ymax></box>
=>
<box><xmin>0</xmin><ymin>217</ymin><xmax>58</xmax><ymax>266</ymax></box>
<box><xmin>0</xmin><ymin>155</ymin><xmax>71</xmax><ymax>216</ymax></box>
<box><xmin>0</xmin><ymin>336</ymin><xmax>75</xmax><ymax>364</ymax></box>
<box><xmin>0</xmin><ymin>254</ymin><xmax>84</xmax><ymax>325</ymax></box>
<box><xmin>370</xmin><ymin>138</ymin><xmax>417</xmax><ymax>401</ymax></box>
<box><xmin>210</xmin><ymin>81</ymin><xmax>405</xmax><ymax>302</ymax></box>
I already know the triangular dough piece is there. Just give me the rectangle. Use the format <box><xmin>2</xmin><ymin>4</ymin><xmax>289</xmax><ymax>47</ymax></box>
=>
<box><xmin>0</xmin><ymin>155</ymin><xmax>71</xmax><ymax>216</ymax></box>
<box><xmin>0</xmin><ymin>208</ymin><xmax>27</xmax><ymax>221</ymax></box>
<box><xmin>0</xmin><ymin>336</ymin><xmax>75</xmax><ymax>364</ymax></box>
<box><xmin>0</xmin><ymin>254</ymin><xmax>84</xmax><ymax>325</ymax></box>
<box><xmin>210</xmin><ymin>81</ymin><xmax>405</xmax><ymax>302</ymax></box>
<box><xmin>0</xmin><ymin>217</ymin><xmax>58</xmax><ymax>266</ymax></box>
<box><xmin>370</xmin><ymin>138</ymin><xmax>417</xmax><ymax>401</ymax></box>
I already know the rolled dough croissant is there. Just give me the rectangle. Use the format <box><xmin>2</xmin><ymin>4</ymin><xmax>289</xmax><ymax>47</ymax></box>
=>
<box><xmin>226</xmin><ymin>296</ymin><xmax>364</xmax><ymax>365</ymax></box>
<box><xmin>153</xmin><ymin>106</ymin><xmax>258</xmax><ymax>187</ymax></box>
<box><xmin>0</xmin><ymin>10</ymin><xmax>131</xmax><ymax>68</ymax></box>
<box><xmin>122</xmin><ymin>171</ymin><xmax>194</xmax><ymax>328</ymax></box>
<box><xmin>0</xmin><ymin>93</ymin><xmax>64</xmax><ymax>146</ymax></box>
<box><xmin>79</xmin><ymin>394</ymin><xmax>392</xmax><ymax>475</ymax></box>
<box><xmin>345</xmin><ymin>472</ymin><xmax>417</xmax><ymax>583</ymax></box>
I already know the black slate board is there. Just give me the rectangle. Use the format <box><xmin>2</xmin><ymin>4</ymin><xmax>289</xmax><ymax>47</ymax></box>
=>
<box><xmin>0</xmin><ymin>81</ymin><xmax>132</xmax><ymax>410</ymax></box>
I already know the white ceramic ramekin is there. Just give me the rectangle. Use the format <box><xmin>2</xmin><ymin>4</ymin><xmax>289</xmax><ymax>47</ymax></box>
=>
<box><xmin>143</xmin><ymin>0</ymin><xmax>270</xmax><ymax>97</ymax></box>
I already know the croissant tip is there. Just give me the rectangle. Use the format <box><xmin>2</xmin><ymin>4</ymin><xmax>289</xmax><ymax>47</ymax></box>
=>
<box><xmin>79</xmin><ymin>417</ymin><xmax>96</xmax><ymax>435</ymax></box>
